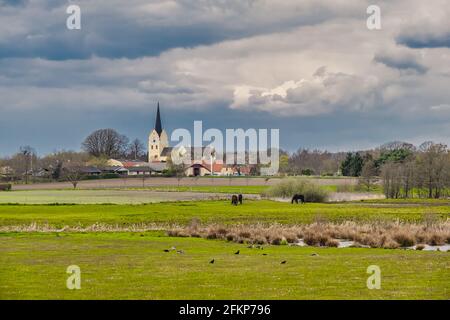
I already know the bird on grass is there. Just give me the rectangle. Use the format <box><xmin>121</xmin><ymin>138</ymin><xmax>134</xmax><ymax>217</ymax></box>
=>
<box><xmin>177</xmin><ymin>250</ymin><xmax>184</xmax><ymax>254</ymax></box>
<box><xmin>310</xmin><ymin>253</ymin><xmax>318</xmax><ymax>256</ymax></box>
<box><xmin>163</xmin><ymin>249</ymin><xmax>170</xmax><ymax>252</ymax></box>
<box><xmin>234</xmin><ymin>250</ymin><xmax>240</xmax><ymax>255</ymax></box>
<box><xmin>280</xmin><ymin>260</ymin><xmax>287</xmax><ymax>264</ymax></box>
<box><xmin>262</xmin><ymin>253</ymin><xmax>268</xmax><ymax>256</ymax></box>
<box><xmin>170</xmin><ymin>246</ymin><xmax>176</xmax><ymax>251</ymax></box>
<box><xmin>210</xmin><ymin>259</ymin><xmax>215</xmax><ymax>264</ymax></box>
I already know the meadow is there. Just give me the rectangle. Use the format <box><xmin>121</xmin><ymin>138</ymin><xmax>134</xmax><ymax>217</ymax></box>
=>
<box><xmin>0</xmin><ymin>232</ymin><xmax>448</xmax><ymax>300</ymax></box>
<box><xmin>1</xmin><ymin>200</ymin><xmax>449</xmax><ymax>228</ymax></box>
<box><xmin>0</xmin><ymin>186</ymin><xmax>448</xmax><ymax>300</ymax></box>
<box><xmin>0</xmin><ymin>185</ymin><xmax>356</xmax><ymax>205</ymax></box>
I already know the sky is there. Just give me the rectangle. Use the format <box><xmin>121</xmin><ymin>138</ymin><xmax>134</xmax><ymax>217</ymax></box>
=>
<box><xmin>0</xmin><ymin>0</ymin><xmax>449</xmax><ymax>156</ymax></box>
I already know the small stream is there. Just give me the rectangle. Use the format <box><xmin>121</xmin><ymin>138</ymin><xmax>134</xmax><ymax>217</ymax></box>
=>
<box><xmin>292</xmin><ymin>239</ymin><xmax>449</xmax><ymax>251</ymax></box>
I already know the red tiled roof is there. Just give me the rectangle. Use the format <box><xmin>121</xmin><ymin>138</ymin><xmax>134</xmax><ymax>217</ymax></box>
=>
<box><xmin>201</xmin><ymin>161</ymin><xmax>225</xmax><ymax>172</ymax></box>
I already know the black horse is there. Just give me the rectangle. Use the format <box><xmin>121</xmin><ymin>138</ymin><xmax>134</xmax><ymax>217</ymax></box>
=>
<box><xmin>238</xmin><ymin>194</ymin><xmax>243</xmax><ymax>205</ymax></box>
<box><xmin>231</xmin><ymin>194</ymin><xmax>239</xmax><ymax>206</ymax></box>
<box><xmin>291</xmin><ymin>194</ymin><xmax>305</xmax><ymax>204</ymax></box>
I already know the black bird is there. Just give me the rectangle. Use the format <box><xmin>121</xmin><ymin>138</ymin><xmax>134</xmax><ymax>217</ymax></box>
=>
<box><xmin>163</xmin><ymin>249</ymin><xmax>170</xmax><ymax>252</ymax></box>
<box><xmin>262</xmin><ymin>253</ymin><xmax>268</xmax><ymax>256</ymax></box>
<box><xmin>210</xmin><ymin>259</ymin><xmax>215</xmax><ymax>264</ymax></box>
<box><xmin>311</xmin><ymin>253</ymin><xmax>318</xmax><ymax>256</ymax></box>
<box><xmin>280</xmin><ymin>260</ymin><xmax>287</xmax><ymax>264</ymax></box>
<box><xmin>234</xmin><ymin>250</ymin><xmax>240</xmax><ymax>255</ymax></box>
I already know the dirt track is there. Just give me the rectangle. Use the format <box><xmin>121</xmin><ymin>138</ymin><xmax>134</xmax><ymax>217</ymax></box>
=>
<box><xmin>12</xmin><ymin>177</ymin><xmax>358</xmax><ymax>190</ymax></box>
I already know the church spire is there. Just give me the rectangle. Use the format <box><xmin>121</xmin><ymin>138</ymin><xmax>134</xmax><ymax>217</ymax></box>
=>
<box><xmin>154</xmin><ymin>102</ymin><xmax>162</xmax><ymax>137</ymax></box>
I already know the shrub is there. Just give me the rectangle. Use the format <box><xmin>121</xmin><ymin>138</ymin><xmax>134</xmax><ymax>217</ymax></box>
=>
<box><xmin>383</xmin><ymin>238</ymin><xmax>400</xmax><ymax>249</ymax></box>
<box><xmin>271</xmin><ymin>237</ymin><xmax>282</xmax><ymax>245</ymax></box>
<box><xmin>100</xmin><ymin>173</ymin><xmax>120</xmax><ymax>179</ymax></box>
<box><xmin>216</xmin><ymin>228</ymin><xmax>227</xmax><ymax>235</ymax></box>
<box><xmin>0</xmin><ymin>183</ymin><xmax>12</xmax><ymax>191</ymax></box>
<box><xmin>303</xmin><ymin>232</ymin><xmax>330</xmax><ymax>246</ymax></box>
<box><xmin>206</xmin><ymin>232</ymin><xmax>217</xmax><ymax>239</ymax></box>
<box><xmin>428</xmin><ymin>234</ymin><xmax>445</xmax><ymax>246</ymax></box>
<box><xmin>262</xmin><ymin>179</ymin><xmax>329</xmax><ymax>202</ymax></box>
<box><xmin>226</xmin><ymin>234</ymin><xmax>235</xmax><ymax>241</ymax></box>
<box><xmin>393</xmin><ymin>232</ymin><xmax>415</xmax><ymax>247</ymax></box>
<box><xmin>325</xmin><ymin>238</ymin><xmax>339</xmax><ymax>247</ymax></box>
<box><xmin>238</xmin><ymin>231</ymin><xmax>251</xmax><ymax>239</ymax></box>
<box><xmin>301</xmin><ymin>168</ymin><xmax>315</xmax><ymax>176</ymax></box>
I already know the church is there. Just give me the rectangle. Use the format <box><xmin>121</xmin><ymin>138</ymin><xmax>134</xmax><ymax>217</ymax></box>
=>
<box><xmin>106</xmin><ymin>103</ymin><xmax>253</xmax><ymax>176</ymax></box>
<box><xmin>146</xmin><ymin>103</ymin><xmax>252</xmax><ymax>176</ymax></box>
<box><xmin>148</xmin><ymin>103</ymin><xmax>172</xmax><ymax>163</ymax></box>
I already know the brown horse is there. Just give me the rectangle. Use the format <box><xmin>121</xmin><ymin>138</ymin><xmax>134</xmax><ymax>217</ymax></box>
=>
<box><xmin>291</xmin><ymin>194</ymin><xmax>305</xmax><ymax>204</ymax></box>
<box><xmin>231</xmin><ymin>194</ymin><xmax>238</xmax><ymax>206</ymax></box>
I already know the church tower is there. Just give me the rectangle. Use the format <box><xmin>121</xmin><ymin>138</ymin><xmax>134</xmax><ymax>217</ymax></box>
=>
<box><xmin>148</xmin><ymin>103</ymin><xmax>169</xmax><ymax>162</ymax></box>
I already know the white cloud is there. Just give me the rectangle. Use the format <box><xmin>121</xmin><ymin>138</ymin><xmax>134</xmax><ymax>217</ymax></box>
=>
<box><xmin>1</xmin><ymin>1</ymin><xmax>449</xmax><ymax>120</ymax></box>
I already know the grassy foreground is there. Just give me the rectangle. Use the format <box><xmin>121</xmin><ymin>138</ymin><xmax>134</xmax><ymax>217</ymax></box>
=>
<box><xmin>1</xmin><ymin>200</ymin><xmax>449</xmax><ymax>227</ymax></box>
<box><xmin>0</xmin><ymin>232</ymin><xmax>448</xmax><ymax>300</ymax></box>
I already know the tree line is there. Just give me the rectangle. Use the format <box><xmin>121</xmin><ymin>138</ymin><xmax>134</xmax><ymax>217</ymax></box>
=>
<box><xmin>338</xmin><ymin>141</ymin><xmax>450</xmax><ymax>198</ymax></box>
<box><xmin>0</xmin><ymin>129</ymin><xmax>146</xmax><ymax>183</ymax></box>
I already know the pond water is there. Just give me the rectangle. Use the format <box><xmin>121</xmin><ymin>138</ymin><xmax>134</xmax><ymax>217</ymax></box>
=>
<box><xmin>292</xmin><ymin>239</ymin><xmax>449</xmax><ymax>251</ymax></box>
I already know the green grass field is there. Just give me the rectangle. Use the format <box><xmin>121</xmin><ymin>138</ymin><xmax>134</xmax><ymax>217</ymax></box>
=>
<box><xmin>0</xmin><ymin>232</ymin><xmax>448</xmax><ymax>299</ymax></box>
<box><xmin>0</xmin><ymin>185</ymin><xmax>382</xmax><ymax>205</ymax></box>
<box><xmin>1</xmin><ymin>200</ymin><xmax>449</xmax><ymax>228</ymax></box>
<box><xmin>0</xmin><ymin>189</ymin><xmax>448</xmax><ymax>300</ymax></box>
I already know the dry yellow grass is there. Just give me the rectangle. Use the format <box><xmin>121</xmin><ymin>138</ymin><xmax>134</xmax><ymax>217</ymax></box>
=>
<box><xmin>167</xmin><ymin>219</ymin><xmax>450</xmax><ymax>248</ymax></box>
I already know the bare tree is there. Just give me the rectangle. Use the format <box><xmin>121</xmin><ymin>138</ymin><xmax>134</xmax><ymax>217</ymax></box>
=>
<box><xmin>19</xmin><ymin>146</ymin><xmax>35</xmax><ymax>184</ymax></box>
<box><xmin>128</xmin><ymin>138</ymin><xmax>145</xmax><ymax>160</ymax></box>
<box><xmin>288</xmin><ymin>148</ymin><xmax>346</xmax><ymax>176</ymax></box>
<box><xmin>415</xmin><ymin>142</ymin><xmax>448</xmax><ymax>198</ymax></box>
<box><xmin>62</xmin><ymin>162</ymin><xmax>85</xmax><ymax>189</ymax></box>
<box><xmin>82</xmin><ymin>129</ymin><xmax>129</xmax><ymax>158</ymax></box>
<box><xmin>359</xmin><ymin>160</ymin><xmax>377</xmax><ymax>191</ymax></box>
<box><xmin>175</xmin><ymin>164</ymin><xmax>186</xmax><ymax>187</ymax></box>
<box><xmin>381</xmin><ymin>162</ymin><xmax>402</xmax><ymax>198</ymax></box>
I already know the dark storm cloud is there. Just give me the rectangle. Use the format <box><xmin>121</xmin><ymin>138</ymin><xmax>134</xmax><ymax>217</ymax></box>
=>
<box><xmin>0</xmin><ymin>0</ymin><xmax>28</xmax><ymax>7</ymax></box>
<box><xmin>0</xmin><ymin>0</ymin><xmax>343</xmax><ymax>60</ymax></box>
<box><xmin>397</xmin><ymin>33</ymin><xmax>450</xmax><ymax>49</ymax></box>
<box><xmin>0</xmin><ymin>25</ymin><xmax>221</xmax><ymax>60</ymax></box>
<box><xmin>374</xmin><ymin>53</ymin><xmax>428</xmax><ymax>74</ymax></box>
